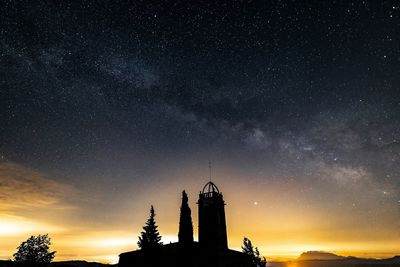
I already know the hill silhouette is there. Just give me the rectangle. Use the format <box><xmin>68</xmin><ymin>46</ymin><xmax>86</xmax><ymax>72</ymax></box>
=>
<box><xmin>2</xmin><ymin>254</ymin><xmax>400</xmax><ymax>267</ymax></box>
<box><xmin>50</xmin><ymin>261</ymin><xmax>116</xmax><ymax>267</ymax></box>
<box><xmin>0</xmin><ymin>260</ymin><xmax>116</xmax><ymax>267</ymax></box>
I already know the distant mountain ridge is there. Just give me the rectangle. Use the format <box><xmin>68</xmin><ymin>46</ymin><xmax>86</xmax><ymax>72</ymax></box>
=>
<box><xmin>298</xmin><ymin>251</ymin><xmax>346</xmax><ymax>261</ymax></box>
<box><xmin>297</xmin><ymin>251</ymin><xmax>400</xmax><ymax>262</ymax></box>
<box><xmin>268</xmin><ymin>252</ymin><xmax>400</xmax><ymax>267</ymax></box>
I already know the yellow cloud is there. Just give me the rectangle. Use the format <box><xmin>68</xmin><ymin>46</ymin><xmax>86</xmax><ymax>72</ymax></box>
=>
<box><xmin>0</xmin><ymin>161</ymin><xmax>78</xmax><ymax>259</ymax></box>
<box><xmin>0</xmin><ymin>161</ymin><xmax>75</xmax><ymax>213</ymax></box>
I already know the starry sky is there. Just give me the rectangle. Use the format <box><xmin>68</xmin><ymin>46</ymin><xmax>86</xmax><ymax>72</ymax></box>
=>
<box><xmin>1</xmin><ymin>0</ymin><xmax>400</xmax><ymax>264</ymax></box>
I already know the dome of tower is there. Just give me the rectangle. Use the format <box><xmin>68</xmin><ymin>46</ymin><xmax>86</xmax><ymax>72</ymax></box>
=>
<box><xmin>202</xmin><ymin>181</ymin><xmax>220</xmax><ymax>194</ymax></box>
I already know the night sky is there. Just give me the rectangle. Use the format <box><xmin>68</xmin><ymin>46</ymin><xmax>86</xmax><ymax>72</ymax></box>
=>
<box><xmin>1</xmin><ymin>0</ymin><xmax>400</xmax><ymax>263</ymax></box>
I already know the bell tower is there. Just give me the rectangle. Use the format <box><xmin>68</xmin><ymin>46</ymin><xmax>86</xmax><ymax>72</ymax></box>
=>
<box><xmin>198</xmin><ymin>181</ymin><xmax>228</xmax><ymax>250</ymax></box>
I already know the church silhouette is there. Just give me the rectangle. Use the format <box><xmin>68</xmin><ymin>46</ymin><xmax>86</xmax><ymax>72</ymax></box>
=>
<box><xmin>118</xmin><ymin>181</ymin><xmax>253</xmax><ymax>267</ymax></box>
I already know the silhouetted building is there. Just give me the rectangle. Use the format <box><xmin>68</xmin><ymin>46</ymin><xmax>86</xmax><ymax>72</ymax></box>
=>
<box><xmin>198</xmin><ymin>181</ymin><xmax>228</xmax><ymax>250</ymax></box>
<box><xmin>119</xmin><ymin>182</ymin><xmax>253</xmax><ymax>267</ymax></box>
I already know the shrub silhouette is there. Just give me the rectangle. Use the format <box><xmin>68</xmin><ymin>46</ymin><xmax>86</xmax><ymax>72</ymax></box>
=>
<box><xmin>137</xmin><ymin>205</ymin><xmax>162</xmax><ymax>249</ymax></box>
<box><xmin>13</xmin><ymin>234</ymin><xmax>56</xmax><ymax>267</ymax></box>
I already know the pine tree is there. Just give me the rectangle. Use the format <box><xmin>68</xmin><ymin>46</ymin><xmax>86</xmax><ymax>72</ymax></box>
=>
<box><xmin>242</xmin><ymin>237</ymin><xmax>254</xmax><ymax>256</ymax></box>
<box><xmin>178</xmin><ymin>190</ymin><xmax>194</xmax><ymax>244</ymax></box>
<box><xmin>242</xmin><ymin>237</ymin><xmax>267</xmax><ymax>267</ymax></box>
<box><xmin>254</xmin><ymin>247</ymin><xmax>267</xmax><ymax>267</ymax></box>
<box><xmin>138</xmin><ymin>205</ymin><xmax>162</xmax><ymax>250</ymax></box>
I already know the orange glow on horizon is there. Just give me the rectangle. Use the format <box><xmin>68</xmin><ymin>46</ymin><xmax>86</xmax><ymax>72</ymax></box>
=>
<box><xmin>0</xmin><ymin>161</ymin><xmax>399</xmax><ymax>263</ymax></box>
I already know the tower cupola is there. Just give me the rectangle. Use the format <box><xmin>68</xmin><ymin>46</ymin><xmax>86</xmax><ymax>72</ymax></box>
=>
<box><xmin>198</xmin><ymin>181</ymin><xmax>228</xmax><ymax>250</ymax></box>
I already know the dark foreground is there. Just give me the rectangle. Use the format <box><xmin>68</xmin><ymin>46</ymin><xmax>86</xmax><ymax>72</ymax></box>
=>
<box><xmin>0</xmin><ymin>261</ymin><xmax>115</xmax><ymax>267</ymax></box>
<box><xmin>2</xmin><ymin>257</ymin><xmax>400</xmax><ymax>267</ymax></box>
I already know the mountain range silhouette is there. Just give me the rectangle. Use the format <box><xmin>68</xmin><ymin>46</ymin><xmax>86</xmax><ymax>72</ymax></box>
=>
<box><xmin>269</xmin><ymin>252</ymin><xmax>400</xmax><ymax>267</ymax></box>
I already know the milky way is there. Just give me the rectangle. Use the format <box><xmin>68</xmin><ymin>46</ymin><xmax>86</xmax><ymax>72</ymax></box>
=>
<box><xmin>0</xmin><ymin>0</ymin><xmax>399</xmax><ymax>262</ymax></box>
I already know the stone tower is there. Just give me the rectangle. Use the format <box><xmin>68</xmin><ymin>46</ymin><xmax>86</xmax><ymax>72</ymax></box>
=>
<box><xmin>198</xmin><ymin>181</ymin><xmax>228</xmax><ymax>250</ymax></box>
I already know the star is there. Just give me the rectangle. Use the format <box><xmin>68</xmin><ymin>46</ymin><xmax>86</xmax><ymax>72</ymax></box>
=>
<box><xmin>1</xmin><ymin>1</ymin><xmax>399</xmax><ymax>262</ymax></box>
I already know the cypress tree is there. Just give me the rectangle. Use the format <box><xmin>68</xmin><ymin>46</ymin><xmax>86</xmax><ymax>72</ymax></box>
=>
<box><xmin>138</xmin><ymin>205</ymin><xmax>162</xmax><ymax>249</ymax></box>
<box><xmin>178</xmin><ymin>190</ymin><xmax>194</xmax><ymax>244</ymax></box>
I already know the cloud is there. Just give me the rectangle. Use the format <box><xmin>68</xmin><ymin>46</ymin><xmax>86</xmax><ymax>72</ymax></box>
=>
<box><xmin>0</xmin><ymin>161</ymin><xmax>78</xmax><ymax>258</ymax></box>
<box><xmin>0</xmin><ymin>161</ymin><xmax>75</xmax><ymax>213</ymax></box>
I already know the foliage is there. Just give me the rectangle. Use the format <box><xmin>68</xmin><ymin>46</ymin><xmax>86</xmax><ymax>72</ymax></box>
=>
<box><xmin>138</xmin><ymin>205</ymin><xmax>163</xmax><ymax>249</ymax></box>
<box><xmin>242</xmin><ymin>237</ymin><xmax>267</xmax><ymax>267</ymax></box>
<box><xmin>178</xmin><ymin>190</ymin><xmax>194</xmax><ymax>244</ymax></box>
<box><xmin>13</xmin><ymin>234</ymin><xmax>56</xmax><ymax>266</ymax></box>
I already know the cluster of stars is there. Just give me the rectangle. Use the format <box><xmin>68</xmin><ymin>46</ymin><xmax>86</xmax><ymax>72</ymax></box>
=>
<box><xmin>0</xmin><ymin>2</ymin><xmax>399</xmax><ymax>258</ymax></box>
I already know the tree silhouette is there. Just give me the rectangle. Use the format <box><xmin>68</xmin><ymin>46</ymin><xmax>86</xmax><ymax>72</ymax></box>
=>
<box><xmin>138</xmin><ymin>205</ymin><xmax>162</xmax><ymax>249</ymax></box>
<box><xmin>242</xmin><ymin>237</ymin><xmax>266</xmax><ymax>267</ymax></box>
<box><xmin>13</xmin><ymin>234</ymin><xmax>56</xmax><ymax>266</ymax></box>
<box><xmin>178</xmin><ymin>190</ymin><xmax>194</xmax><ymax>244</ymax></box>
